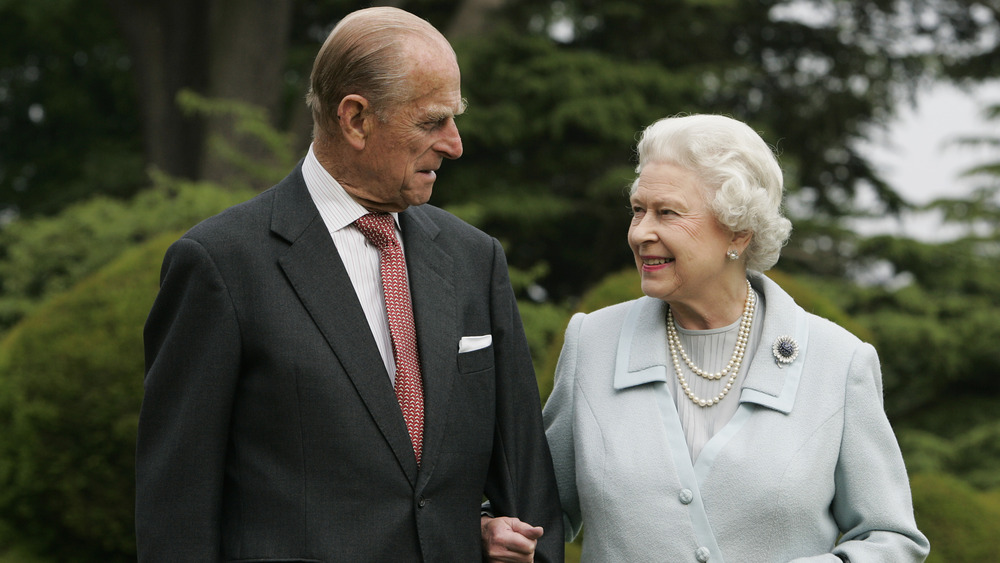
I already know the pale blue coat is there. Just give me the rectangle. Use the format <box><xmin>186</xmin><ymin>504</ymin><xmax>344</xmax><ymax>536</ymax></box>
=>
<box><xmin>544</xmin><ymin>273</ymin><xmax>929</xmax><ymax>562</ymax></box>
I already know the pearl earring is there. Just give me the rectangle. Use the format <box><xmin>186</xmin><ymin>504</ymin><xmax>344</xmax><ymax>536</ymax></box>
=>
<box><xmin>727</xmin><ymin>249</ymin><xmax>739</xmax><ymax>260</ymax></box>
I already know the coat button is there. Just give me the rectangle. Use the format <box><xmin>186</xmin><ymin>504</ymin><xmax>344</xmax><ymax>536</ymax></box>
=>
<box><xmin>679</xmin><ymin>488</ymin><xmax>694</xmax><ymax>504</ymax></box>
<box><xmin>418</xmin><ymin>497</ymin><xmax>428</xmax><ymax>508</ymax></box>
<box><xmin>695</xmin><ymin>546</ymin><xmax>711</xmax><ymax>561</ymax></box>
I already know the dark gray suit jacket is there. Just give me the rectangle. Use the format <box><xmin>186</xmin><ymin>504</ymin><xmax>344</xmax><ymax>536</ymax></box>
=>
<box><xmin>136</xmin><ymin>164</ymin><xmax>563</xmax><ymax>562</ymax></box>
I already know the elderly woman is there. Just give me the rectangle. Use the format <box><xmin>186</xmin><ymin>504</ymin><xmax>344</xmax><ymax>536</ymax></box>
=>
<box><xmin>482</xmin><ymin>114</ymin><xmax>929</xmax><ymax>562</ymax></box>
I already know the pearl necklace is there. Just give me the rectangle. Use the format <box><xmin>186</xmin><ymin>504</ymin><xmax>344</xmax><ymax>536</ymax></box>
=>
<box><xmin>667</xmin><ymin>279</ymin><xmax>756</xmax><ymax>407</ymax></box>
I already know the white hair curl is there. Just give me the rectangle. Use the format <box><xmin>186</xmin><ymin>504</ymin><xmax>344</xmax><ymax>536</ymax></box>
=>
<box><xmin>631</xmin><ymin>114</ymin><xmax>792</xmax><ymax>272</ymax></box>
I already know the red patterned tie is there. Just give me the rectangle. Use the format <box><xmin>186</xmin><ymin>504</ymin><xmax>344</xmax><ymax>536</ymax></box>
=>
<box><xmin>355</xmin><ymin>212</ymin><xmax>424</xmax><ymax>465</ymax></box>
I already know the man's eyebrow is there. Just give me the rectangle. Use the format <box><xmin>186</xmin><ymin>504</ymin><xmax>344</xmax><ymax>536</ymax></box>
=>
<box><xmin>425</xmin><ymin>100</ymin><xmax>467</xmax><ymax>121</ymax></box>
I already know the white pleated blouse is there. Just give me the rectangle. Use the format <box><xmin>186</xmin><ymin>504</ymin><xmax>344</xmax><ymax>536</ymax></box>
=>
<box><xmin>669</xmin><ymin>289</ymin><xmax>766</xmax><ymax>461</ymax></box>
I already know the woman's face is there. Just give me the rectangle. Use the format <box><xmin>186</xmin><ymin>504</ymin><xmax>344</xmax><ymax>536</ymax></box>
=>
<box><xmin>628</xmin><ymin>162</ymin><xmax>738</xmax><ymax>310</ymax></box>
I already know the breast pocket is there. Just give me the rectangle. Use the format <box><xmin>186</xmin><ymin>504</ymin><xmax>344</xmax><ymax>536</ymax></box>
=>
<box><xmin>448</xmin><ymin>346</ymin><xmax>496</xmax><ymax>453</ymax></box>
<box><xmin>457</xmin><ymin>345</ymin><xmax>494</xmax><ymax>374</ymax></box>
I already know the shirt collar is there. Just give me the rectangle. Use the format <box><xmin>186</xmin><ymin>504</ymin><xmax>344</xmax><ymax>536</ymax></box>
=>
<box><xmin>302</xmin><ymin>144</ymin><xmax>400</xmax><ymax>232</ymax></box>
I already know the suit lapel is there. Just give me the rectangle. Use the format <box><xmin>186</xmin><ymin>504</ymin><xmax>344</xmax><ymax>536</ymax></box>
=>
<box><xmin>614</xmin><ymin>275</ymin><xmax>809</xmax><ymax>414</ymax></box>
<box><xmin>739</xmin><ymin>273</ymin><xmax>808</xmax><ymax>414</ymax></box>
<box><xmin>271</xmin><ymin>169</ymin><xmax>419</xmax><ymax>483</ymax></box>
<box><xmin>614</xmin><ymin>297</ymin><xmax>670</xmax><ymax>391</ymax></box>
<box><xmin>399</xmin><ymin>207</ymin><xmax>457</xmax><ymax>482</ymax></box>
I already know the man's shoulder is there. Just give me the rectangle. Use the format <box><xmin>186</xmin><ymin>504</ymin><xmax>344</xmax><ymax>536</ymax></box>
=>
<box><xmin>405</xmin><ymin>203</ymin><xmax>492</xmax><ymax>241</ymax></box>
<box><xmin>185</xmin><ymin>166</ymin><xmax>304</xmax><ymax>242</ymax></box>
<box><xmin>183</xmin><ymin>188</ymin><xmax>275</xmax><ymax>241</ymax></box>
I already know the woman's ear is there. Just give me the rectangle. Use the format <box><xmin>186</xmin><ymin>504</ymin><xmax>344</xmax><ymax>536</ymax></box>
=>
<box><xmin>337</xmin><ymin>94</ymin><xmax>371</xmax><ymax>150</ymax></box>
<box><xmin>732</xmin><ymin>229</ymin><xmax>753</xmax><ymax>254</ymax></box>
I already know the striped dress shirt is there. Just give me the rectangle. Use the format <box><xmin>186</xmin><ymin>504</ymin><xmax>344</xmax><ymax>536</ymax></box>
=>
<box><xmin>302</xmin><ymin>144</ymin><xmax>405</xmax><ymax>385</ymax></box>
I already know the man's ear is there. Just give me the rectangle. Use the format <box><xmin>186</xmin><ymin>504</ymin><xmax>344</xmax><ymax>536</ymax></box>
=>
<box><xmin>337</xmin><ymin>94</ymin><xmax>372</xmax><ymax>150</ymax></box>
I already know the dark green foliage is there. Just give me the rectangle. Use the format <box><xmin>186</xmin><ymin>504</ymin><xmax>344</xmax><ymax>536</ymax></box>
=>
<box><xmin>500</xmin><ymin>0</ymin><xmax>989</xmax><ymax>217</ymax></box>
<box><xmin>537</xmin><ymin>268</ymin><xmax>643</xmax><ymax>401</ymax></box>
<box><xmin>176</xmin><ymin>89</ymin><xmax>301</xmax><ymax>191</ymax></box>
<box><xmin>950</xmin><ymin>423</ymin><xmax>1000</xmax><ymax>491</ymax></box>
<box><xmin>0</xmin><ymin>233</ymin><xmax>179</xmax><ymax>562</ymax></box>
<box><xmin>0</xmin><ymin>0</ymin><xmax>145</xmax><ymax>216</ymax></box>
<box><xmin>0</xmin><ymin>177</ymin><xmax>254</xmax><ymax>335</ymax></box>
<box><xmin>900</xmin><ymin>419</ymin><xmax>1000</xmax><ymax>491</ymax></box>
<box><xmin>518</xmin><ymin>298</ymin><xmax>572</xmax><ymax>397</ymax></box>
<box><xmin>441</xmin><ymin>28</ymin><xmax>699</xmax><ymax>299</ymax></box>
<box><xmin>910</xmin><ymin>473</ymin><xmax>1000</xmax><ymax>563</ymax></box>
<box><xmin>895</xmin><ymin>395</ymin><xmax>1000</xmax><ymax>441</ymax></box>
<box><xmin>823</xmin><ymin>235</ymin><xmax>1000</xmax><ymax>418</ymax></box>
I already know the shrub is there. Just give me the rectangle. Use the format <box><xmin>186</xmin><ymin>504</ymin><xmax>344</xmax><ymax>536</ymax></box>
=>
<box><xmin>0</xmin><ymin>179</ymin><xmax>253</xmax><ymax>334</ymax></box>
<box><xmin>0</xmin><ymin>232</ymin><xmax>178</xmax><ymax>562</ymax></box>
<box><xmin>910</xmin><ymin>472</ymin><xmax>1000</xmax><ymax>562</ymax></box>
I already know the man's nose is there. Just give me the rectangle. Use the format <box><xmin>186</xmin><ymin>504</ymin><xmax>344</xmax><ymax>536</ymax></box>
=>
<box><xmin>437</xmin><ymin>120</ymin><xmax>463</xmax><ymax>160</ymax></box>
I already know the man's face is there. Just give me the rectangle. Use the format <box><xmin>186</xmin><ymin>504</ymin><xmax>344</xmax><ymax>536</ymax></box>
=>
<box><xmin>348</xmin><ymin>47</ymin><xmax>464</xmax><ymax>212</ymax></box>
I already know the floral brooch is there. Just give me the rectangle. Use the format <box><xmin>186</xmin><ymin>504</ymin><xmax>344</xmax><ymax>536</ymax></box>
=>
<box><xmin>772</xmin><ymin>335</ymin><xmax>799</xmax><ymax>366</ymax></box>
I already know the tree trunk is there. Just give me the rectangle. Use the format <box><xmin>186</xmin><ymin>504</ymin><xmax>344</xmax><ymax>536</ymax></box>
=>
<box><xmin>446</xmin><ymin>0</ymin><xmax>506</xmax><ymax>39</ymax></box>
<box><xmin>106</xmin><ymin>0</ymin><xmax>210</xmax><ymax>180</ymax></box>
<box><xmin>200</xmin><ymin>0</ymin><xmax>295</xmax><ymax>185</ymax></box>
<box><xmin>106</xmin><ymin>0</ymin><xmax>294</xmax><ymax>186</ymax></box>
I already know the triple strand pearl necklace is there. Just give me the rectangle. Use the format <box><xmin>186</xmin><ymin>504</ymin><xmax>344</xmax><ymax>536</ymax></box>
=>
<box><xmin>667</xmin><ymin>279</ymin><xmax>756</xmax><ymax>408</ymax></box>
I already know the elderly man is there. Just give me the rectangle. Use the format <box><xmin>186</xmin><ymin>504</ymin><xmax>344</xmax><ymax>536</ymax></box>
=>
<box><xmin>136</xmin><ymin>7</ymin><xmax>562</xmax><ymax>562</ymax></box>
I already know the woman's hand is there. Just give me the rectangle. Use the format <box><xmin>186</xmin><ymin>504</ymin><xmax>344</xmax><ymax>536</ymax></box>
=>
<box><xmin>481</xmin><ymin>515</ymin><xmax>544</xmax><ymax>563</ymax></box>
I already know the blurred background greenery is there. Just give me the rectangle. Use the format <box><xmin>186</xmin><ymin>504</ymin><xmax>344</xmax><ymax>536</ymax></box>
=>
<box><xmin>1</xmin><ymin>0</ymin><xmax>998</xmax><ymax>561</ymax></box>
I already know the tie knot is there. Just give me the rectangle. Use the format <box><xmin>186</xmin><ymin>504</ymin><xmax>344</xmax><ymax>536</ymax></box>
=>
<box><xmin>355</xmin><ymin>212</ymin><xmax>398</xmax><ymax>250</ymax></box>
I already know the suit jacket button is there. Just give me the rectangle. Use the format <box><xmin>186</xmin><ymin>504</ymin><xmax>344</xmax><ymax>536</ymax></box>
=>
<box><xmin>418</xmin><ymin>497</ymin><xmax>428</xmax><ymax>508</ymax></box>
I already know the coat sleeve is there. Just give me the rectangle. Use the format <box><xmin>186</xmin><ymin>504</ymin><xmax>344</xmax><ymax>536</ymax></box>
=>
<box><xmin>795</xmin><ymin>342</ymin><xmax>930</xmax><ymax>562</ymax></box>
<box><xmin>135</xmin><ymin>237</ymin><xmax>240</xmax><ymax>562</ymax></box>
<box><xmin>482</xmin><ymin>238</ymin><xmax>565</xmax><ymax>563</ymax></box>
<box><xmin>542</xmin><ymin>312</ymin><xmax>585</xmax><ymax>542</ymax></box>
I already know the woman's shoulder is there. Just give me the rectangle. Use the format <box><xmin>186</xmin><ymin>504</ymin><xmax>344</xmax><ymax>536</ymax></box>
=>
<box><xmin>804</xmin><ymin>310</ymin><xmax>865</xmax><ymax>347</ymax></box>
<box><xmin>573</xmin><ymin>296</ymin><xmax>659</xmax><ymax>331</ymax></box>
<box><xmin>755</xmin><ymin>272</ymin><xmax>866</xmax><ymax>349</ymax></box>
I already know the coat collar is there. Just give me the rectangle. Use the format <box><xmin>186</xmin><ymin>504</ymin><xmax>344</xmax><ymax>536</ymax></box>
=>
<box><xmin>612</xmin><ymin>272</ymin><xmax>809</xmax><ymax>414</ymax></box>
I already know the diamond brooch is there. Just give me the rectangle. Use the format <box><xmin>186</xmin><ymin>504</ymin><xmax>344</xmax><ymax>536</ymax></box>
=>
<box><xmin>772</xmin><ymin>335</ymin><xmax>799</xmax><ymax>366</ymax></box>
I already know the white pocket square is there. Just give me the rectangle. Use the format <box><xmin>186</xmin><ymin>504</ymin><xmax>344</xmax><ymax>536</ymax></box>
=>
<box><xmin>458</xmin><ymin>334</ymin><xmax>492</xmax><ymax>353</ymax></box>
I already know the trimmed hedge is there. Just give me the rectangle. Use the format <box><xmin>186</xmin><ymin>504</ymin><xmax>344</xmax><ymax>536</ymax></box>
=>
<box><xmin>0</xmin><ymin>232</ymin><xmax>179</xmax><ymax>561</ymax></box>
<box><xmin>911</xmin><ymin>473</ymin><xmax>1000</xmax><ymax>562</ymax></box>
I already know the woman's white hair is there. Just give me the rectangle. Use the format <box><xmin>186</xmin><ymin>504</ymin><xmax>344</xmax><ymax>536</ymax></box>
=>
<box><xmin>631</xmin><ymin>114</ymin><xmax>792</xmax><ymax>272</ymax></box>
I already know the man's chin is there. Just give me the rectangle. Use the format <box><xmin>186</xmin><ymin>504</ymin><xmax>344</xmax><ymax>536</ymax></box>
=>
<box><xmin>403</xmin><ymin>187</ymin><xmax>434</xmax><ymax>208</ymax></box>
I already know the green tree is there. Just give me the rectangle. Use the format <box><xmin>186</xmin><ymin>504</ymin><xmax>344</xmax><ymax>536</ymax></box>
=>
<box><xmin>0</xmin><ymin>0</ymin><xmax>145</xmax><ymax>216</ymax></box>
<box><xmin>437</xmin><ymin>0</ymin><xmax>1000</xmax><ymax>298</ymax></box>
<box><xmin>0</xmin><ymin>90</ymin><xmax>292</xmax><ymax>335</ymax></box>
<box><xmin>926</xmin><ymin>100</ymin><xmax>1000</xmax><ymax>238</ymax></box>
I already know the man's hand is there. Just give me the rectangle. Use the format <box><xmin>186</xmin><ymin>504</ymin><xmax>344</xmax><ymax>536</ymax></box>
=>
<box><xmin>481</xmin><ymin>515</ymin><xmax>544</xmax><ymax>563</ymax></box>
